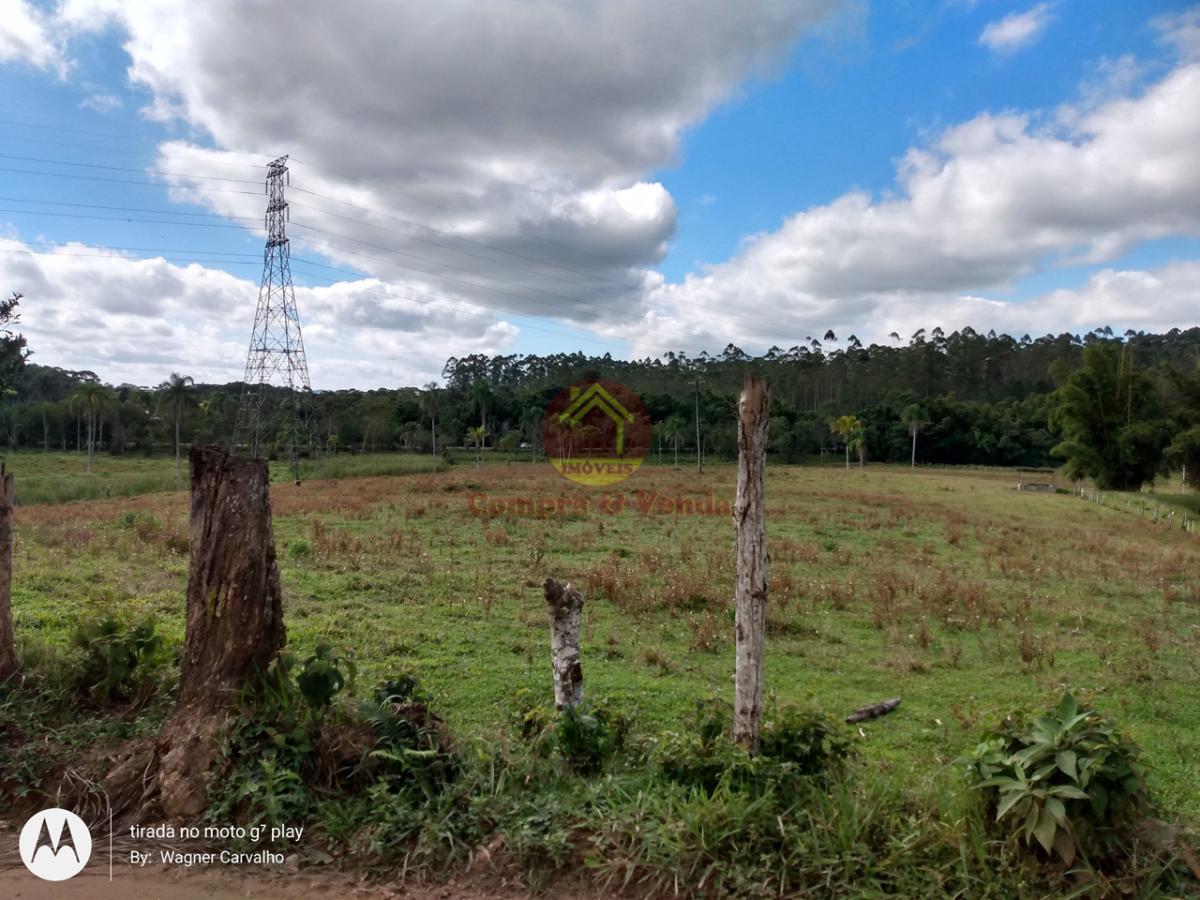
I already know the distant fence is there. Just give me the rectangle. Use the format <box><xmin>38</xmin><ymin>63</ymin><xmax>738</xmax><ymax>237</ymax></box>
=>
<box><xmin>1075</xmin><ymin>486</ymin><xmax>1197</xmax><ymax>534</ymax></box>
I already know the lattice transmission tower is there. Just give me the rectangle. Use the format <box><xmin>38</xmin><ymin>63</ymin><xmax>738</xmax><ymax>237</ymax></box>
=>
<box><xmin>232</xmin><ymin>154</ymin><xmax>319</xmax><ymax>480</ymax></box>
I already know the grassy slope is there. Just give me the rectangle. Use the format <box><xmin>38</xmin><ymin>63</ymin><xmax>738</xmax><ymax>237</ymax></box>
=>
<box><xmin>13</xmin><ymin>460</ymin><xmax>1200</xmax><ymax>823</ymax></box>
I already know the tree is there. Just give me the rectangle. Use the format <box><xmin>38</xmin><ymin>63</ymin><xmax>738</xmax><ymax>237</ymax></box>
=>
<box><xmin>901</xmin><ymin>403</ymin><xmax>929</xmax><ymax>468</ymax></box>
<box><xmin>1049</xmin><ymin>343</ymin><xmax>1170</xmax><ymax>490</ymax></box>
<box><xmin>1165</xmin><ymin>362</ymin><xmax>1200</xmax><ymax>489</ymax></box>
<box><xmin>158</xmin><ymin>372</ymin><xmax>195</xmax><ymax>489</ymax></box>
<box><xmin>420</xmin><ymin>383</ymin><xmax>441</xmax><ymax>460</ymax></box>
<box><xmin>0</xmin><ymin>292</ymin><xmax>29</xmax><ymax>397</ymax></box>
<box><xmin>829</xmin><ymin>414</ymin><xmax>864</xmax><ymax>469</ymax></box>
<box><xmin>68</xmin><ymin>383</ymin><xmax>112</xmax><ymax>472</ymax></box>
<box><xmin>498</xmin><ymin>429</ymin><xmax>521</xmax><ymax>458</ymax></box>
<box><xmin>468</xmin><ymin>424</ymin><xmax>487</xmax><ymax>467</ymax></box>
<box><xmin>660</xmin><ymin>414</ymin><xmax>687</xmax><ymax>467</ymax></box>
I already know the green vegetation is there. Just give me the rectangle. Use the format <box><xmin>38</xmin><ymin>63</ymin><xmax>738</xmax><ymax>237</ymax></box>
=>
<box><xmin>2</xmin><ymin>460</ymin><xmax>1198</xmax><ymax>894</ymax></box>
<box><xmin>959</xmin><ymin>692</ymin><xmax>1151</xmax><ymax>868</ymax></box>
<box><xmin>6</xmin><ymin>327</ymin><xmax>1200</xmax><ymax>482</ymax></box>
<box><xmin>1050</xmin><ymin>343</ymin><xmax>1172</xmax><ymax>490</ymax></box>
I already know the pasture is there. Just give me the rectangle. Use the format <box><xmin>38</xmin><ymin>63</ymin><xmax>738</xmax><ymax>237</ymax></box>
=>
<box><xmin>11</xmin><ymin>456</ymin><xmax>1200</xmax><ymax>825</ymax></box>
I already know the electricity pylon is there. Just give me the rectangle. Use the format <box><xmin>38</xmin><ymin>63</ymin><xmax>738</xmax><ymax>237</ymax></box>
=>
<box><xmin>232</xmin><ymin>154</ymin><xmax>319</xmax><ymax>480</ymax></box>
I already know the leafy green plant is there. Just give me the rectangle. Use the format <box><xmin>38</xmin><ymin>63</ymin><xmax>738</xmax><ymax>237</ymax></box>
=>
<box><xmin>295</xmin><ymin>643</ymin><xmax>356</xmax><ymax>719</ymax></box>
<box><xmin>653</xmin><ymin>700</ymin><xmax>853</xmax><ymax>793</ymax></box>
<box><xmin>551</xmin><ymin>701</ymin><xmax>626</xmax><ymax>775</ymax></box>
<box><xmin>71</xmin><ymin>613</ymin><xmax>168</xmax><ymax>702</ymax></box>
<box><xmin>759</xmin><ymin>705</ymin><xmax>854</xmax><ymax>774</ymax></box>
<box><xmin>959</xmin><ymin>692</ymin><xmax>1152</xmax><ymax>866</ymax></box>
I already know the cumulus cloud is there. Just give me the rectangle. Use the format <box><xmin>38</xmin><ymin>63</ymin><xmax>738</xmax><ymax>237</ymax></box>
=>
<box><xmin>0</xmin><ymin>237</ymin><xmax>516</xmax><ymax>388</ymax></box>
<box><xmin>978</xmin><ymin>3</ymin><xmax>1054</xmax><ymax>55</ymax></box>
<box><xmin>0</xmin><ymin>0</ymin><xmax>62</xmax><ymax>71</ymax></box>
<box><xmin>626</xmin><ymin>61</ymin><xmax>1200</xmax><ymax>355</ymax></box>
<box><xmin>51</xmin><ymin>0</ymin><xmax>839</xmax><ymax>331</ymax></box>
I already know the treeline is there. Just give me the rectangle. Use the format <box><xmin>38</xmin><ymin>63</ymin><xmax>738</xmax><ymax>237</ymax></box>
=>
<box><xmin>4</xmin><ymin>326</ymin><xmax>1198</xmax><ymax>484</ymax></box>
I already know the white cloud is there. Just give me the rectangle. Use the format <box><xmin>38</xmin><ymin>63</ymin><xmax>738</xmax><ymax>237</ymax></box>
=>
<box><xmin>978</xmin><ymin>3</ymin><xmax>1054</xmax><ymax>55</ymax></box>
<box><xmin>0</xmin><ymin>0</ymin><xmax>63</xmax><ymax>71</ymax></box>
<box><xmin>42</xmin><ymin>0</ymin><xmax>841</xmax><ymax>334</ymax></box>
<box><xmin>79</xmin><ymin>92</ymin><xmax>123</xmax><ymax>113</ymax></box>
<box><xmin>0</xmin><ymin>237</ymin><xmax>516</xmax><ymax>388</ymax></box>
<box><xmin>626</xmin><ymin>62</ymin><xmax>1200</xmax><ymax>355</ymax></box>
<box><xmin>1152</xmin><ymin>5</ymin><xmax>1200</xmax><ymax>62</ymax></box>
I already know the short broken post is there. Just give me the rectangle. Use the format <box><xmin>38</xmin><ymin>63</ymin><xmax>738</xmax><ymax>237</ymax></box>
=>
<box><xmin>0</xmin><ymin>464</ymin><xmax>15</xmax><ymax>682</ymax></box>
<box><xmin>543</xmin><ymin>577</ymin><xmax>584</xmax><ymax>709</ymax></box>
<box><xmin>733</xmin><ymin>375</ymin><xmax>769</xmax><ymax>750</ymax></box>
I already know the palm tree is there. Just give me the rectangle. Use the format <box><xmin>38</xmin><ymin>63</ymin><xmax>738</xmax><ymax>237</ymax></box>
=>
<box><xmin>468</xmin><ymin>424</ymin><xmax>487</xmax><ymax>468</ymax></box>
<box><xmin>158</xmin><ymin>373</ymin><xmax>194</xmax><ymax>489</ymax></box>
<box><xmin>660</xmin><ymin>415</ymin><xmax>687</xmax><ymax>468</ymax></box>
<box><xmin>901</xmin><ymin>404</ymin><xmax>929</xmax><ymax>468</ymax></box>
<box><xmin>68</xmin><ymin>383</ymin><xmax>112</xmax><ymax>473</ymax></box>
<box><xmin>829</xmin><ymin>414</ymin><xmax>864</xmax><ymax>470</ymax></box>
<box><xmin>519</xmin><ymin>405</ymin><xmax>543</xmax><ymax>459</ymax></box>
<box><xmin>420</xmin><ymin>383</ymin><xmax>440</xmax><ymax>462</ymax></box>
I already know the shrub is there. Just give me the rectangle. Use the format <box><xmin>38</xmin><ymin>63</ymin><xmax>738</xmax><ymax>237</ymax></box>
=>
<box><xmin>653</xmin><ymin>699</ymin><xmax>852</xmax><ymax>793</ymax></box>
<box><xmin>510</xmin><ymin>690</ymin><xmax>627</xmax><ymax>775</ymax></box>
<box><xmin>71</xmin><ymin>613</ymin><xmax>168</xmax><ymax>702</ymax></box>
<box><xmin>959</xmin><ymin>692</ymin><xmax>1152</xmax><ymax>866</ymax></box>
<box><xmin>551</xmin><ymin>702</ymin><xmax>626</xmax><ymax>775</ymax></box>
<box><xmin>759</xmin><ymin>706</ymin><xmax>854</xmax><ymax>775</ymax></box>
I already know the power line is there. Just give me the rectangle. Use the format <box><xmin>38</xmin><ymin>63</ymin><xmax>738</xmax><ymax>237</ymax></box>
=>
<box><xmin>0</xmin><ymin>207</ymin><xmax>252</xmax><ymax>230</ymax></box>
<box><xmin>0</xmin><ymin>151</ymin><xmax>262</xmax><ymax>184</ymax></box>
<box><xmin>0</xmin><ymin>193</ymin><xmax>753</xmax><ymax>345</ymax></box>
<box><xmin>0</xmin><ymin>137</ymin><xmax>649</xmax><ymax>298</ymax></box>
<box><xmin>0</xmin><ymin>196</ymin><xmax>259</xmax><ymax>221</ymax></box>
<box><xmin>0</xmin><ymin>165</ymin><xmax>262</xmax><ymax>195</ymax></box>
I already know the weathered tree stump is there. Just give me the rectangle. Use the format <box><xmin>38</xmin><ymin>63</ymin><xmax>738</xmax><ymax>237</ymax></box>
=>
<box><xmin>733</xmin><ymin>376</ymin><xmax>769</xmax><ymax>750</ymax></box>
<box><xmin>543</xmin><ymin>578</ymin><xmax>583</xmax><ymax>709</ymax></box>
<box><xmin>0</xmin><ymin>464</ymin><xmax>15</xmax><ymax>682</ymax></box>
<box><xmin>155</xmin><ymin>444</ymin><xmax>286</xmax><ymax>818</ymax></box>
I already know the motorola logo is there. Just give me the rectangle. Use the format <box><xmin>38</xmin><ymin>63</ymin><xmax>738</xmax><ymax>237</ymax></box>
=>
<box><xmin>19</xmin><ymin>808</ymin><xmax>92</xmax><ymax>881</ymax></box>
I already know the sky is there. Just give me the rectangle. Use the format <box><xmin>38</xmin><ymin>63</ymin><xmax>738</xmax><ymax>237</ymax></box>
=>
<box><xmin>0</xmin><ymin>0</ymin><xmax>1198</xmax><ymax>389</ymax></box>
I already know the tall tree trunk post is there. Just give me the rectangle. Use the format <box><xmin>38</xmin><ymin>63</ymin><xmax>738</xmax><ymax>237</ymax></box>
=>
<box><xmin>543</xmin><ymin>578</ymin><xmax>583</xmax><ymax>709</ymax></box>
<box><xmin>157</xmin><ymin>444</ymin><xmax>286</xmax><ymax>819</ymax></box>
<box><xmin>911</xmin><ymin>429</ymin><xmax>917</xmax><ymax>467</ymax></box>
<box><xmin>0</xmin><ymin>465</ymin><xmax>16</xmax><ymax>682</ymax></box>
<box><xmin>174</xmin><ymin>412</ymin><xmax>182</xmax><ymax>489</ymax></box>
<box><xmin>733</xmin><ymin>376</ymin><xmax>769</xmax><ymax>750</ymax></box>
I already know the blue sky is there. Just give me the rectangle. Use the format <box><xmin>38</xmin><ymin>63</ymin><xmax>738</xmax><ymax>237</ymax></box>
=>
<box><xmin>0</xmin><ymin>1</ymin><xmax>1198</xmax><ymax>387</ymax></box>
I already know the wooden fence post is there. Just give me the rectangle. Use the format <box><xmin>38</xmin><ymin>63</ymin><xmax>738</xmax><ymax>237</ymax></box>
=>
<box><xmin>157</xmin><ymin>444</ymin><xmax>286</xmax><ymax>818</ymax></box>
<box><xmin>0</xmin><ymin>464</ymin><xmax>15</xmax><ymax>682</ymax></box>
<box><xmin>733</xmin><ymin>375</ymin><xmax>769</xmax><ymax>750</ymax></box>
<box><xmin>543</xmin><ymin>578</ymin><xmax>583</xmax><ymax>709</ymax></box>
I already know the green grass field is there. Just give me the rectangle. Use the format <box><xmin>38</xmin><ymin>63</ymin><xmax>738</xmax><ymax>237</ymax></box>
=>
<box><xmin>12</xmin><ymin>458</ymin><xmax>1200</xmax><ymax>828</ymax></box>
<box><xmin>0</xmin><ymin>449</ymin><xmax>446</xmax><ymax>504</ymax></box>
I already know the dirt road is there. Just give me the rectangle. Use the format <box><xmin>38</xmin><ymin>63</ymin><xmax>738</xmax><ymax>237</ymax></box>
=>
<box><xmin>0</xmin><ymin>859</ymin><xmax>556</xmax><ymax>899</ymax></box>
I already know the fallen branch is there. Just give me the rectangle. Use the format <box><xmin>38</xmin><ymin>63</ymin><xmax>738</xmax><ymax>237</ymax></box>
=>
<box><xmin>845</xmin><ymin>697</ymin><xmax>901</xmax><ymax>724</ymax></box>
